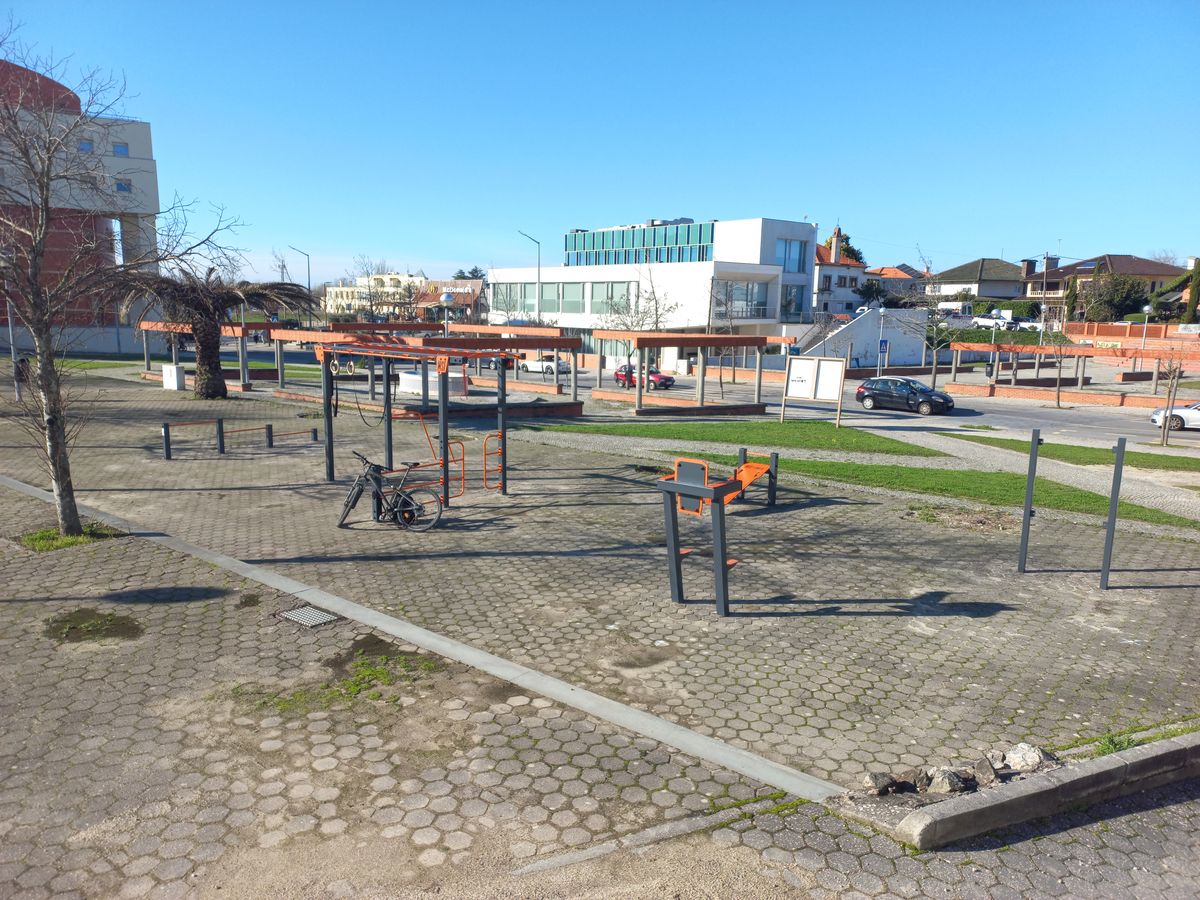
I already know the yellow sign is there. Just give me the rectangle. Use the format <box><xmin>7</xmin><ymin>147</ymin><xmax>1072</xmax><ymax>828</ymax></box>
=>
<box><xmin>436</xmin><ymin>355</ymin><xmax>449</xmax><ymax>375</ymax></box>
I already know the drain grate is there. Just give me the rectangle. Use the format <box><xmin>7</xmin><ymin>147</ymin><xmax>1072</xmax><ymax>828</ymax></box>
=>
<box><xmin>280</xmin><ymin>605</ymin><xmax>340</xmax><ymax>628</ymax></box>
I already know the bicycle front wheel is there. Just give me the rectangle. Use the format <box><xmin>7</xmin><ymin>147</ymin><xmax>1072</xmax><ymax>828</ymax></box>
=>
<box><xmin>338</xmin><ymin>480</ymin><xmax>365</xmax><ymax>527</ymax></box>
<box><xmin>392</xmin><ymin>488</ymin><xmax>443</xmax><ymax>532</ymax></box>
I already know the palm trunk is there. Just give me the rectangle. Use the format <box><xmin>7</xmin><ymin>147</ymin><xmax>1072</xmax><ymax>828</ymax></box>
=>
<box><xmin>32</xmin><ymin>325</ymin><xmax>83</xmax><ymax>536</ymax></box>
<box><xmin>191</xmin><ymin>317</ymin><xmax>227</xmax><ymax>399</ymax></box>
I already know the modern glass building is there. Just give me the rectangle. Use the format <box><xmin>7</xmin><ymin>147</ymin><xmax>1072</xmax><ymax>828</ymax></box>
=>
<box><xmin>563</xmin><ymin>221</ymin><xmax>715</xmax><ymax>267</ymax></box>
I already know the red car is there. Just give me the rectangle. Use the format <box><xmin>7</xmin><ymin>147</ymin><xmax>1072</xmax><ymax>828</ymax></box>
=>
<box><xmin>613</xmin><ymin>364</ymin><xmax>675</xmax><ymax>390</ymax></box>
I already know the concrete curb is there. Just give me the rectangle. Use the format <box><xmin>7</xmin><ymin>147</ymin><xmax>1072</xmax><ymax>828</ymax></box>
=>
<box><xmin>889</xmin><ymin>731</ymin><xmax>1200</xmax><ymax>850</ymax></box>
<box><xmin>0</xmin><ymin>474</ymin><xmax>842</xmax><ymax>807</ymax></box>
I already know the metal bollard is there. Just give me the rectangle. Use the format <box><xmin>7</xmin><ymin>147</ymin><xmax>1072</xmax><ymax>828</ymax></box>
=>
<box><xmin>1100</xmin><ymin>438</ymin><xmax>1126</xmax><ymax>590</ymax></box>
<box><xmin>265</xmin><ymin>423</ymin><xmax>273</xmax><ymax>448</ymax></box>
<box><xmin>216</xmin><ymin>419</ymin><xmax>225</xmax><ymax>455</ymax></box>
<box><xmin>310</xmin><ymin>428</ymin><xmax>318</xmax><ymax>442</ymax></box>
<box><xmin>162</xmin><ymin>423</ymin><xmax>172</xmax><ymax>460</ymax></box>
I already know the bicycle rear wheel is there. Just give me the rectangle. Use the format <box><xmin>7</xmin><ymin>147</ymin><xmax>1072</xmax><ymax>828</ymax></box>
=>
<box><xmin>392</xmin><ymin>488</ymin><xmax>443</xmax><ymax>532</ymax></box>
<box><xmin>338</xmin><ymin>479</ymin><xmax>365</xmax><ymax>527</ymax></box>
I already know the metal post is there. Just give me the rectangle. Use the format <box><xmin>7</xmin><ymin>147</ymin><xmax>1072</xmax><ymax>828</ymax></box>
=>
<box><xmin>171</xmin><ymin>336</ymin><xmax>179</xmax><ymax>365</ymax></box>
<box><xmin>1079</xmin><ymin>355</ymin><xmax>1087</xmax><ymax>390</ymax></box>
<box><xmin>368</xmin><ymin>357</ymin><xmax>376</xmax><ymax>401</ymax></box>
<box><xmin>238</xmin><ymin>334</ymin><xmax>249</xmax><ymax>385</ymax></box>
<box><xmin>950</xmin><ymin>348</ymin><xmax>959</xmax><ymax>382</ymax></box>
<box><xmin>497</xmin><ymin>363</ymin><xmax>508</xmax><ymax>495</ymax></box>
<box><xmin>753</xmin><ymin>348</ymin><xmax>763</xmax><ymax>405</ymax></box>
<box><xmin>310</xmin><ymin>428</ymin><xmax>318</xmax><ymax>442</ymax></box>
<box><xmin>142</xmin><ymin>329</ymin><xmax>151</xmax><ymax>371</ymax></box>
<box><xmin>322</xmin><ymin>357</ymin><xmax>334</xmax><ymax>482</ymax></box>
<box><xmin>635</xmin><ymin>347</ymin><xmax>645</xmax><ymax>411</ymax></box>
<box><xmin>1017</xmin><ymin>429</ymin><xmax>1040</xmax><ymax>573</ymax></box>
<box><xmin>662</xmin><ymin>491</ymin><xmax>685</xmax><ymax>604</ymax></box>
<box><xmin>265</xmin><ymin>423</ymin><xmax>273</xmax><ymax>448</ymax></box>
<box><xmin>696</xmin><ymin>350</ymin><xmax>706</xmax><ymax>406</ymax></box>
<box><xmin>438</xmin><ymin>370</ymin><xmax>450</xmax><ymax>508</ymax></box>
<box><xmin>215</xmin><ymin>418</ymin><xmax>225</xmax><ymax>455</ymax></box>
<box><xmin>382</xmin><ymin>358</ymin><xmax>393</xmax><ymax>471</ymax></box>
<box><xmin>876</xmin><ymin>309</ymin><xmax>885</xmax><ymax>377</ymax></box>
<box><xmin>1100</xmin><ymin>438</ymin><xmax>1126</xmax><ymax>590</ymax></box>
<box><xmin>594</xmin><ymin>342</ymin><xmax>602</xmax><ymax>391</ymax></box>
<box><xmin>275</xmin><ymin>339</ymin><xmax>285</xmax><ymax>389</ymax></box>
<box><xmin>767</xmin><ymin>452</ymin><xmax>778</xmax><ymax>506</ymax></box>
<box><xmin>553</xmin><ymin>348</ymin><xmax>560</xmax><ymax>388</ymax></box>
<box><xmin>1034</xmin><ymin>349</ymin><xmax>1041</xmax><ymax>379</ymax></box>
<box><xmin>420</xmin><ymin>360</ymin><xmax>430</xmax><ymax>410</ymax></box>
<box><xmin>711</xmin><ymin>498</ymin><xmax>731</xmax><ymax>618</ymax></box>
<box><xmin>570</xmin><ymin>350</ymin><xmax>578</xmax><ymax>402</ymax></box>
<box><xmin>1152</xmin><ymin>358</ymin><xmax>1160</xmax><ymax>395</ymax></box>
<box><xmin>734</xmin><ymin>447</ymin><xmax>747</xmax><ymax>504</ymax></box>
<box><xmin>1073</xmin><ymin>355</ymin><xmax>1081</xmax><ymax>387</ymax></box>
<box><xmin>920</xmin><ymin>344</ymin><xmax>927</xmax><ymax>369</ymax></box>
<box><xmin>161</xmin><ymin>423</ymin><xmax>171</xmax><ymax>460</ymax></box>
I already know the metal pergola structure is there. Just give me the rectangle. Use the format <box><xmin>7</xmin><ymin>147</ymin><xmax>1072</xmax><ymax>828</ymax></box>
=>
<box><xmin>313</xmin><ymin>341</ymin><xmax>519</xmax><ymax>504</ymax></box>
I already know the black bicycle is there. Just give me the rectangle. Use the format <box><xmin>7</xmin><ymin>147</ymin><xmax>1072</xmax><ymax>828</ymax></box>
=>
<box><xmin>338</xmin><ymin>451</ymin><xmax>443</xmax><ymax>531</ymax></box>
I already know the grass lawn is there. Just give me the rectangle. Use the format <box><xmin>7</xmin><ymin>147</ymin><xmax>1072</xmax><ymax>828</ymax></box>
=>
<box><xmin>528</xmin><ymin>420</ymin><xmax>945</xmax><ymax>457</ymax></box>
<box><xmin>19</xmin><ymin>522</ymin><xmax>122</xmax><ymax>551</ymax></box>
<box><xmin>940</xmin><ymin>432</ymin><xmax>1200</xmax><ymax>473</ymax></box>
<box><xmin>695</xmin><ymin>452</ymin><xmax>1200</xmax><ymax>531</ymax></box>
<box><xmin>1179</xmin><ymin>380</ymin><xmax>1200</xmax><ymax>391</ymax></box>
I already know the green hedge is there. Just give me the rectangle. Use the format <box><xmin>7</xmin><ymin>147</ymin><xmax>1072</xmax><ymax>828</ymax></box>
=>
<box><xmin>969</xmin><ymin>299</ymin><xmax>1041</xmax><ymax>317</ymax></box>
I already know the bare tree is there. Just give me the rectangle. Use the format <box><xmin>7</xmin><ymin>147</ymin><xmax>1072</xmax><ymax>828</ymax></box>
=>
<box><xmin>0</xmin><ymin>32</ymin><xmax>237</xmax><ymax>535</ymax></box>
<box><xmin>1149</xmin><ymin>250</ymin><xmax>1179</xmax><ymax>267</ymax></box>
<box><xmin>347</xmin><ymin>255</ymin><xmax>391</xmax><ymax>320</ymax></box>
<box><xmin>1155</xmin><ymin>346</ymin><xmax>1186</xmax><ymax>447</ymax></box>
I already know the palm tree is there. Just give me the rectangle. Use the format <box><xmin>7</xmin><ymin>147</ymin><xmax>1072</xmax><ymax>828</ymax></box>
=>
<box><xmin>122</xmin><ymin>268</ymin><xmax>316</xmax><ymax>399</ymax></box>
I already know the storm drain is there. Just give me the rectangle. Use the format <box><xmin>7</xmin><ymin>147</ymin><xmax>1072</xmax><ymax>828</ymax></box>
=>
<box><xmin>279</xmin><ymin>605</ymin><xmax>340</xmax><ymax>628</ymax></box>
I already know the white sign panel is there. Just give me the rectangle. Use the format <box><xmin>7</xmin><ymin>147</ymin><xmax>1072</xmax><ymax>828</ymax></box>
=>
<box><xmin>784</xmin><ymin>356</ymin><xmax>845</xmax><ymax>402</ymax></box>
<box><xmin>781</xmin><ymin>356</ymin><xmax>847</xmax><ymax>425</ymax></box>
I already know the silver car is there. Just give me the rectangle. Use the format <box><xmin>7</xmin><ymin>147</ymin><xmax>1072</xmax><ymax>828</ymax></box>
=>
<box><xmin>1151</xmin><ymin>401</ymin><xmax>1200</xmax><ymax>431</ymax></box>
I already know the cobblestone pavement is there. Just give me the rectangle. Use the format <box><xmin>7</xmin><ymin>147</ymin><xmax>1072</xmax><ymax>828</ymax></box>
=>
<box><xmin>3</xmin><ymin>484</ymin><xmax>1200</xmax><ymax>898</ymax></box>
<box><xmin>0</xmin><ymin>378</ymin><xmax>1198</xmax><ymax>794</ymax></box>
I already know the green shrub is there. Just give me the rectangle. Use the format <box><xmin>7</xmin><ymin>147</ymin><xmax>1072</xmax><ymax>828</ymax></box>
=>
<box><xmin>970</xmin><ymin>299</ymin><xmax>1041</xmax><ymax>318</ymax></box>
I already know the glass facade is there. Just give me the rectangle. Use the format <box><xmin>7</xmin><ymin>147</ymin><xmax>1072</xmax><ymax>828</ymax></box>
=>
<box><xmin>774</xmin><ymin>239</ymin><xmax>808</xmax><ymax>274</ymax></box>
<box><xmin>712</xmin><ymin>280</ymin><xmax>769</xmax><ymax>319</ymax></box>
<box><xmin>564</xmin><ymin>222</ymin><xmax>714</xmax><ymax>266</ymax></box>
<box><xmin>781</xmin><ymin>284</ymin><xmax>808</xmax><ymax>323</ymax></box>
<box><xmin>491</xmin><ymin>281</ymin><xmax>635</xmax><ymax>316</ymax></box>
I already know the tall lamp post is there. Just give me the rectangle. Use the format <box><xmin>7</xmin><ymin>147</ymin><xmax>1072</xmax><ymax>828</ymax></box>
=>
<box><xmin>438</xmin><ymin>291</ymin><xmax>455</xmax><ymax>337</ymax></box>
<box><xmin>288</xmin><ymin>245</ymin><xmax>312</xmax><ymax>328</ymax></box>
<box><xmin>517</xmin><ymin>230</ymin><xmax>540</xmax><ymax>320</ymax></box>
<box><xmin>1135</xmin><ymin>302</ymin><xmax>1152</xmax><ymax>373</ymax></box>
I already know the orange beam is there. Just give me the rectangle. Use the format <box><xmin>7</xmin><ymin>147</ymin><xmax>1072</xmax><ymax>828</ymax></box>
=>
<box><xmin>267</xmin><ymin>329</ymin><xmax>359</xmax><ymax>343</ymax></box>
<box><xmin>449</xmin><ymin>323</ymin><xmax>564</xmax><ymax>337</ymax></box>
<box><xmin>411</xmin><ymin>336</ymin><xmax>583</xmax><ymax>351</ymax></box>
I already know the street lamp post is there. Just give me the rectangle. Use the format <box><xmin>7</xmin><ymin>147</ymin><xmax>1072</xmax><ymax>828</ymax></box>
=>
<box><xmin>875</xmin><ymin>307</ymin><xmax>886</xmax><ymax>376</ymax></box>
<box><xmin>288</xmin><ymin>245</ymin><xmax>312</xmax><ymax>329</ymax></box>
<box><xmin>438</xmin><ymin>291</ymin><xmax>455</xmax><ymax>338</ymax></box>
<box><xmin>517</xmin><ymin>230</ymin><xmax>540</xmax><ymax>320</ymax></box>
<box><xmin>1135</xmin><ymin>303</ymin><xmax>1152</xmax><ymax>373</ymax></box>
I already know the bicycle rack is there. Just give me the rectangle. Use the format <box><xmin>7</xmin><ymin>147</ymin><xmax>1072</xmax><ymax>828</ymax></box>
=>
<box><xmin>482</xmin><ymin>431</ymin><xmax>504</xmax><ymax>491</ymax></box>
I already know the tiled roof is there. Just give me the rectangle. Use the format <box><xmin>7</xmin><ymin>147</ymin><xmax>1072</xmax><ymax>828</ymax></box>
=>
<box><xmin>931</xmin><ymin>258</ymin><xmax>1022</xmax><ymax>283</ymax></box>
<box><xmin>1025</xmin><ymin>254</ymin><xmax>1186</xmax><ymax>282</ymax></box>
<box><xmin>815</xmin><ymin>245</ymin><xmax>866</xmax><ymax>268</ymax></box>
<box><xmin>866</xmin><ymin>266</ymin><xmax>919</xmax><ymax>279</ymax></box>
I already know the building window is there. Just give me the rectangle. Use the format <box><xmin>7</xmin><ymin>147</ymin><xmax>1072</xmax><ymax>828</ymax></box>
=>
<box><xmin>78</xmin><ymin>139</ymin><xmax>94</xmax><ymax>153</ymax></box>
<box><xmin>561</xmin><ymin>282</ymin><xmax>583</xmax><ymax>313</ymax></box>
<box><xmin>820</xmin><ymin>275</ymin><xmax>832</xmax><ymax>292</ymax></box>
<box><xmin>113</xmin><ymin>142</ymin><xmax>130</xmax><ymax>157</ymax></box>
<box><xmin>712</xmin><ymin>280</ymin><xmax>768</xmax><ymax>319</ymax></box>
<box><xmin>540</xmin><ymin>283</ymin><xmax>559</xmax><ymax>314</ymax></box>
<box><xmin>115</xmin><ymin>178</ymin><xmax>133</xmax><ymax>193</ymax></box>
<box><xmin>836</xmin><ymin>276</ymin><xmax>847</xmax><ymax>288</ymax></box>
<box><xmin>849</xmin><ymin>277</ymin><xmax>858</xmax><ymax>288</ymax></box>
<box><xmin>782</xmin><ymin>284</ymin><xmax>807</xmax><ymax>322</ymax></box>
<box><xmin>775</xmin><ymin>239</ymin><xmax>808</xmax><ymax>274</ymax></box>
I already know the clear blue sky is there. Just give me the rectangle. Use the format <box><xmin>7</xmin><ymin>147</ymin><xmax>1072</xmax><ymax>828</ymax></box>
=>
<box><xmin>14</xmin><ymin>0</ymin><xmax>1200</xmax><ymax>284</ymax></box>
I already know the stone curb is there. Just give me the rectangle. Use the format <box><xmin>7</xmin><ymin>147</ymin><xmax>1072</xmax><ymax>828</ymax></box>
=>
<box><xmin>0</xmin><ymin>474</ymin><xmax>843</xmax><ymax>807</ymax></box>
<box><xmin>886</xmin><ymin>731</ymin><xmax>1200</xmax><ymax>850</ymax></box>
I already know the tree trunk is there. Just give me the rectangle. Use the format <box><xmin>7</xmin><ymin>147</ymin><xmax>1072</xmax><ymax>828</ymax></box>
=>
<box><xmin>32</xmin><ymin>325</ymin><xmax>83</xmax><ymax>536</ymax></box>
<box><xmin>191</xmin><ymin>317</ymin><xmax>227</xmax><ymax>399</ymax></box>
<box><xmin>929</xmin><ymin>343</ymin><xmax>939</xmax><ymax>390</ymax></box>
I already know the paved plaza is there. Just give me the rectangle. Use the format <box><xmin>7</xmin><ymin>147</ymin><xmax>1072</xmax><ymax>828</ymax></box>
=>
<box><xmin>1</xmin><ymin>373</ymin><xmax>1199</xmax><ymax>897</ymax></box>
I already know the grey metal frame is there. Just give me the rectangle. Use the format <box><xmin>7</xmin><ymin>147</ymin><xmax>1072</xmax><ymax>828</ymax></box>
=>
<box><xmin>655</xmin><ymin>474</ymin><xmax>742</xmax><ymax>617</ymax></box>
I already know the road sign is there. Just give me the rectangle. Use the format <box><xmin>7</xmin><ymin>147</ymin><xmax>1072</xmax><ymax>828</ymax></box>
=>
<box><xmin>879</xmin><ymin>338</ymin><xmax>889</xmax><ymax>354</ymax></box>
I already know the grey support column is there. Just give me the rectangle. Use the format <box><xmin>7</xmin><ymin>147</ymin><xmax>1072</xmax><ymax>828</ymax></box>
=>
<box><xmin>1100</xmin><ymin>438</ymin><xmax>1126</xmax><ymax>590</ymax></box>
<box><xmin>950</xmin><ymin>349</ymin><xmax>959</xmax><ymax>382</ymax></box>
<box><xmin>662</xmin><ymin>491</ymin><xmax>685</xmax><ymax>604</ymax></box>
<box><xmin>368</xmin><ymin>358</ymin><xmax>376</xmax><ymax>401</ymax></box>
<box><xmin>497</xmin><ymin>364</ymin><xmax>508</xmax><ymax>495</ymax></box>
<box><xmin>635</xmin><ymin>347</ymin><xmax>645</xmax><ymax>411</ymax></box>
<box><xmin>382</xmin><ymin>358</ymin><xmax>393</xmax><ymax>471</ymax></box>
<box><xmin>594</xmin><ymin>344</ymin><xmax>602</xmax><ymax>391</ymax></box>
<box><xmin>1152</xmin><ymin>359</ymin><xmax>1160</xmax><ymax>394</ymax></box>
<box><xmin>238</xmin><ymin>334</ymin><xmax>249</xmax><ymax>385</ymax></box>
<box><xmin>421</xmin><ymin>360</ymin><xmax>430</xmax><ymax>410</ymax></box>
<box><xmin>710</xmin><ymin>499</ymin><xmax>730</xmax><ymax>618</ymax></box>
<box><xmin>1079</xmin><ymin>356</ymin><xmax>1087</xmax><ymax>390</ymax></box>
<box><xmin>696</xmin><ymin>350</ymin><xmax>706</xmax><ymax>406</ymax></box>
<box><xmin>275</xmin><ymin>339</ymin><xmax>285</xmax><ymax>389</ymax></box>
<box><xmin>170</xmin><ymin>336</ymin><xmax>179</xmax><ymax>366</ymax></box>
<box><xmin>1017</xmin><ymin>429</ymin><xmax>1040</xmax><ymax>574</ymax></box>
<box><xmin>753</xmin><ymin>347</ymin><xmax>763</xmax><ymax>405</ymax></box>
<box><xmin>322</xmin><ymin>359</ymin><xmax>334</xmax><ymax>482</ymax></box>
<box><xmin>142</xmin><ymin>330</ymin><xmax>151</xmax><ymax>371</ymax></box>
<box><xmin>438</xmin><ymin>370</ymin><xmax>450</xmax><ymax>508</ymax></box>
<box><xmin>570</xmin><ymin>350</ymin><xmax>578</xmax><ymax>402</ymax></box>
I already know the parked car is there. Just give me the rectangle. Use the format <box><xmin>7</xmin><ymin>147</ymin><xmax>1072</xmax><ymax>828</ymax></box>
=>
<box><xmin>1013</xmin><ymin>317</ymin><xmax>1044</xmax><ymax>332</ymax></box>
<box><xmin>486</xmin><ymin>356</ymin><xmax>514</xmax><ymax>370</ymax></box>
<box><xmin>613</xmin><ymin>364</ymin><xmax>675</xmax><ymax>390</ymax></box>
<box><xmin>520</xmin><ymin>354</ymin><xmax>571</xmax><ymax>375</ymax></box>
<box><xmin>1151</xmin><ymin>401</ymin><xmax>1200</xmax><ymax>431</ymax></box>
<box><xmin>855</xmin><ymin>376</ymin><xmax>955</xmax><ymax>416</ymax></box>
<box><xmin>972</xmin><ymin>313</ymin><xmax>1019</xmax><ymax>331</ymax></box>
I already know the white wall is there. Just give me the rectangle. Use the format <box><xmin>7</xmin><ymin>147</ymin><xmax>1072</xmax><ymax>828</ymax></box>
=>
<box><xmin>802</xmin><ymin>307</ymin><xmax>928</xmax><ymax>368</ymax></box>
<box><xmin>926</xmin><ymin>280</ymin><xmax>1022</xmax><ymax>298</ymax></box>
<box><xmin>2</xmin><ymin>323</ymin><xmax>161</xmax><ymax>357</ymax></box>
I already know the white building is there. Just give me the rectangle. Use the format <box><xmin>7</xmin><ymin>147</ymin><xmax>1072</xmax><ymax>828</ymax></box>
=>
<box><xmin>324</xmin><ymin>271</ymin><xmax>427</xmax><ymax>316</ymax></box>
<box><xmin>488</xmin><ymin>217</ymin><xmax>819</xmax><ymax>358</ymax></box>
<box><xmin>812</xmin><ymin>228</ymin><xmax>868</xmax><ymax>314</ymax></box>
<box><xmin>925</xmin><ymin>258</ymin><xmax>1023</xmax><ymax>299</ymax></box>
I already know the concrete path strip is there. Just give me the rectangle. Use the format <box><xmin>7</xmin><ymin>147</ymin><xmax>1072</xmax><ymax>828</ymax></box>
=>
<box><xmin>0</xmin><ymin>473</ymin><xmax>842</xmax><ymax>803</ymax></box>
